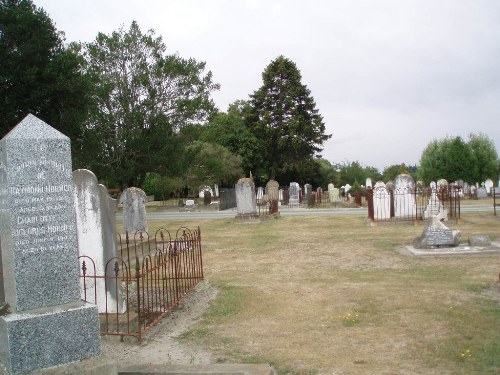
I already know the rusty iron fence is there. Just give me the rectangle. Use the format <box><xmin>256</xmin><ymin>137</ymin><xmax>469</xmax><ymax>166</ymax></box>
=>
<box><xmin>79</xmin><ymin>227</ymin><xmax>203</xmax><ymax>341</ymax></box>
<box><xmin>367</xmin><ymin>185</ymin><xmax>461</xmax><ymax>223</ymax></box>
<box><xmin>494</xmin><ymin>187</ymin><xmax>500</xmax><ymax>216</ymax></box>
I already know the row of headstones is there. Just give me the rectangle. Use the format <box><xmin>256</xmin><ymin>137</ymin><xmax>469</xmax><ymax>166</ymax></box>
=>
<box><xmin>254</xmin><ymin>181</ymin><xmax>347</xmax><ymax>205</ymax></box>
<box><xmin>367</xmin><ymin>175</ymin><xmax>498</xmax><ymax>198</ymax></box>
<box><xmin>236</xmin><ymin>178</ymin><xmax>348</xmax><ymax>216</ymax></box>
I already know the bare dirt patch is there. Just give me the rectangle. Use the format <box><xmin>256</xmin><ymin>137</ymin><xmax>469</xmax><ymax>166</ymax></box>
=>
<box><xmin>101</xmin><ymin>281</ymin><xmax>218</xmax><ymax>366</ymax></box>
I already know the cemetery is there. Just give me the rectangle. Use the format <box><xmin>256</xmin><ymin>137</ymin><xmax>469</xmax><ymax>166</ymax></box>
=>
<box><xmin>2</xmin><ymin>1</ymin><xmax>500</xmax><ymax>373</ymax></box>
<box><xmin>0</xmin><ymin>115</ymin><xmax>498</xmax><ymax>375</ymax></box>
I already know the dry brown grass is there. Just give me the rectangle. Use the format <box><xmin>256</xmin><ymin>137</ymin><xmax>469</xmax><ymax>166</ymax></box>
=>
<box><xmin>146</xmin><ymin>212</ymin><xmax>500</xmax><ymax>375</ymax></box>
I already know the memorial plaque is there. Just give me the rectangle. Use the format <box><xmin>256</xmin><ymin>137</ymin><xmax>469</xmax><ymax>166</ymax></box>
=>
<box><xmin>424</xmin><ymin>229</ymin><xmax>454</xmax><ymax>246</ymax></box>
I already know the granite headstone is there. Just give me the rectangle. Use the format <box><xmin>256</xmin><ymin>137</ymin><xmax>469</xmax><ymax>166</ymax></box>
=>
<box><xmin>0</xmin><ymin>115</ymin><xmax>100</xmax><ymax>373</ymax></box>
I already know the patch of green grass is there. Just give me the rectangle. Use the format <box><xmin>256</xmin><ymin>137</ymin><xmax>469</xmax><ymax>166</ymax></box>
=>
<box><xmin>438</xmin><ymin>299</ymin><xmax>500</xmax><ymax>374</ymax></box>
<box><xmin>463</xmin><ymin>282</ymin><xmax>489</xmax><ymax>293</ymax></box>
<box><xmin>204</xmin><ymin>285</ymin><xmax>247</xmax><ymax>320</ymax></box>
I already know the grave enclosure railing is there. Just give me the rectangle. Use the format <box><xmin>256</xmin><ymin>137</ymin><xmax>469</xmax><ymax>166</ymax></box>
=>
<box><xmin>366</xmin><ymin>185</ymin><xmax>461</xmax><ymax>223</ymax></box>
<box><xmin>79</xmin><ymin>227</ymin><xmax>204</xmax><ymax>341</ymax></box>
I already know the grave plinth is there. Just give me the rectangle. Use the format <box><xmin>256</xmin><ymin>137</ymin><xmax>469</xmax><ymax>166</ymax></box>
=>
<box><xmin>0</xmin><ymin>115</ymin><xmax>100</xmax><ymax>373</ymax></box>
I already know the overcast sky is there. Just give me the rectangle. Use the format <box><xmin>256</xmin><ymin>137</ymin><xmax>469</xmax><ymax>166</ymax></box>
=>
<box><xmin>35</xmin><ymin>0</ymin><xmax>500</xmax><ymax>172</ymax></box>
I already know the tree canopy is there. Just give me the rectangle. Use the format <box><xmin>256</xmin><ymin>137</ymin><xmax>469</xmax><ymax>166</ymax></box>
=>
<box><xmin>202</xmin><ymin>101</ymin><xmax>265</xmax><ymax>179</ymax></box>
<box><xmin>79</xmin><ymin>21</ymin><xmax>219</xmax><ymax>188</ymax></box>
<box><xmin>0</xmin><ymin>0</ymin><xmax>92</xmax><ymax>163</ymax></box>
<box><xmin>246</xmin><ymin>56</ymin><xmax>331</xmax><ymax>182</ymax></box>
<box><xmin>467</xmin><ymin>133</ymin><xmax>499</xmax><ymax>183</ymax></box>
<box><xmin>417</xmin><ymin>135</ymin><xmax>495</xmax><ymax>184</ymax></box>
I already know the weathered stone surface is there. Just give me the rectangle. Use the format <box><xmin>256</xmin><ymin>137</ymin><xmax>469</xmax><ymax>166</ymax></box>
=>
<box><xmin>468</xmin><ymin>235</ymin><xmax>491</xmax><ymax>247</ymax></box>
<box><xmin>235</xmin><ymin>178</ymin><xmax>257</xmax><ymax>217</ymax></box>
<box><xmin>0</xmin><ymin>303</ymin><xmax>100</xmax><ymax>373</ymax></box>
<box><xmin>0</xmin><ymin>114</ymin><xmax>79</xmax><ymax>311</ymax></box>
<box><xmin>74</xmin><ymin>169</ymin><xmax>122</xmax><ymax>313</ymax></box>
<box><xmin>0</xmin><ymin>115</ymin><xmax>100</xmax><ymax>373</ymax></box>
<box><xmin>119</xmin><ymin>187</ymin><xmax>148</xmax><ymax>233</ymax></box>
<box><xmin>413</xmin><ymin>216</ymin><xmax>461</xmax><ymax>249</ymax></box>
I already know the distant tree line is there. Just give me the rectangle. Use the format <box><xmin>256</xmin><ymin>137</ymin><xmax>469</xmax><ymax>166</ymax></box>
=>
<box><xmin>1</xmin><ymin>1</ymin><xmax>498</xmax><ymax>199</ymax></box>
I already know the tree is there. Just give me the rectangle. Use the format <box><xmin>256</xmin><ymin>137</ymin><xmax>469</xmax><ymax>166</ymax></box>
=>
<box><xmin>79</xmin><ymin>21</ymin><xmax>219</xmax><ymax>188</ymax></box>
<box><xmin>382</xmin><ymin>164</ymin><xmax>410</xmax><ymax>182</ymax></box>
<box><xmin>467</xmin><ymin>133</ymin><xmax>499</xmax><ymax>182</ymax></box>
<box><xmin>418</xmin><ymin>136</ymin><xmax>478</xmax><ymax>183</ymax></box>
<box><xmin>0</xmin><ymin>0</ymin><xmax>92</xmax><ymax>164</ymax></box>
<box><xmin>246</xmin><ymin>56</ymin><xmax>331</xmax><ymax>181</ymax></box>
<box><xmin>183</xmin><ymin>141</ymin><xmax>243</xmax><ymax>190</ymax></box>
<box><xmin>202</xmin><ymin>101</ymin><xmax>266</xmax><ymax>181</ymax></box>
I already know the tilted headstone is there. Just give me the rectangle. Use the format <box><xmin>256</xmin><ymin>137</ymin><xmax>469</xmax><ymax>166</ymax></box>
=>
<box><xmin>0</xmin><ymin>115</ymin><xmax>100</xmax><ymax>373</ymax></box>
<box><xmin>73</xmin><ymin>169</ymin><xmax>124</xmax><ymax>313</ymax></box>
<box><xmin>413</xmin><ymin>215</ymin><xmax>461</xmax><ymax>249</ymax></box>
<box><xmin>119</xmin><ymin>187</ymin><xmax>148</xmax><ymax>233</ymax></box>
<box><xmin>235</xmin><ymin>178</ymin><xmax>257</xmax><ymax>217</ymax></box>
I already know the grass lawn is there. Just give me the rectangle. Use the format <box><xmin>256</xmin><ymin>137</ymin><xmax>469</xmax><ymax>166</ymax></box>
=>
<box><xmin>145</xmin><ymin>208</ymin><xmax>500</xmax><ymax>375</ymax></box>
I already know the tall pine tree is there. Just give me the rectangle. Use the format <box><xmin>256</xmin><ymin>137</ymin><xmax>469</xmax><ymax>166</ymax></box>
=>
<box><xmin>247</xmin><ymin>56</ymin><xmax>331</xmax><ymax>182</ymax></box>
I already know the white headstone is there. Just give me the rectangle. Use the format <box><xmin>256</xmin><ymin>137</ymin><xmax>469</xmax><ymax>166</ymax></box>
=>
<box><xmin>73</xmin><ymin>169</ymin><xmax>124</xmax><ymax>313</ymax></box>
<box><xmin>484</xmin><ymin>178</ymin><xmax>493</xmax><ymax>194</ymax></box>
<box><xmin>393</xmin><ymin>174</ymin><xmax>416</xmax><ymax>218</ymax></box>
<box><xmin>373</xmin><ymin>183</ymin><xmax>391</xmax><ymax>220</ymax></box>
<box><xmin>365</xmin><ymin>178</ymin><xmax>373</xmax><ymax>189</ymax></box>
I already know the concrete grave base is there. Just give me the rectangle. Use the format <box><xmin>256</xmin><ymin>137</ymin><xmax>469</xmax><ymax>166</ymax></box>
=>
<box><xmin>397</xmin><ymin>241</ymin><xmax>500</xmax><ymax>256</ymax></box>
<box><xmin>0</xmin><ymin>302</ymin><xmax>100</xmax><ymax>373</ymax></box>
<box><xmin>0</xmin><ymin>355</ymin><xmax>116</xmax><ymax>375</ymax></box>
<box><xmin>117</xmin><ymin>363</ymin><xmax>276</xmax><ymax>375</ymax></box>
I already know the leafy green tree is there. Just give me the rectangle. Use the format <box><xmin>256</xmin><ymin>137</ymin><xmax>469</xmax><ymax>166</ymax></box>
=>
<box><xmin>202</xmin><ymin>101</ymin><xmax>266</xmax><ymax>180</ymax></box>
<box><xmin>183</xmin><ymin>141</ymin><xmax>243</xmax><ymax>190</ymax></box>
<box><xmin>79</xmin><ymin>21</ymin><xmax>219</xmax><ymax>188</ymax></box>
<box><xmin>382</xmin><ymin>164</ymin><xmax>411</xmax><ymax>182</ymax></box>
<box><xmin>246</xmin><ymin>56</ymin><xmax>331</xmax><ymax>181</ymax></box>
<box><xmin>419</xmin><ymin>136</ymin><xmax>478</xmax><ymax>183</ymax></box>
<box><xmin>0</xmin><ymin>0</ymin><xmax>92</xmax><ymax>164</ymax></box>
<box><xmin>309</xmin><ymin>158</ymin><xmax>337</xmax><ymax>188</ymax></box>
<box><xmin>467</xmin><ymin>133</ymin><xmax>499</xmax><ymax>182</ymax></box>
